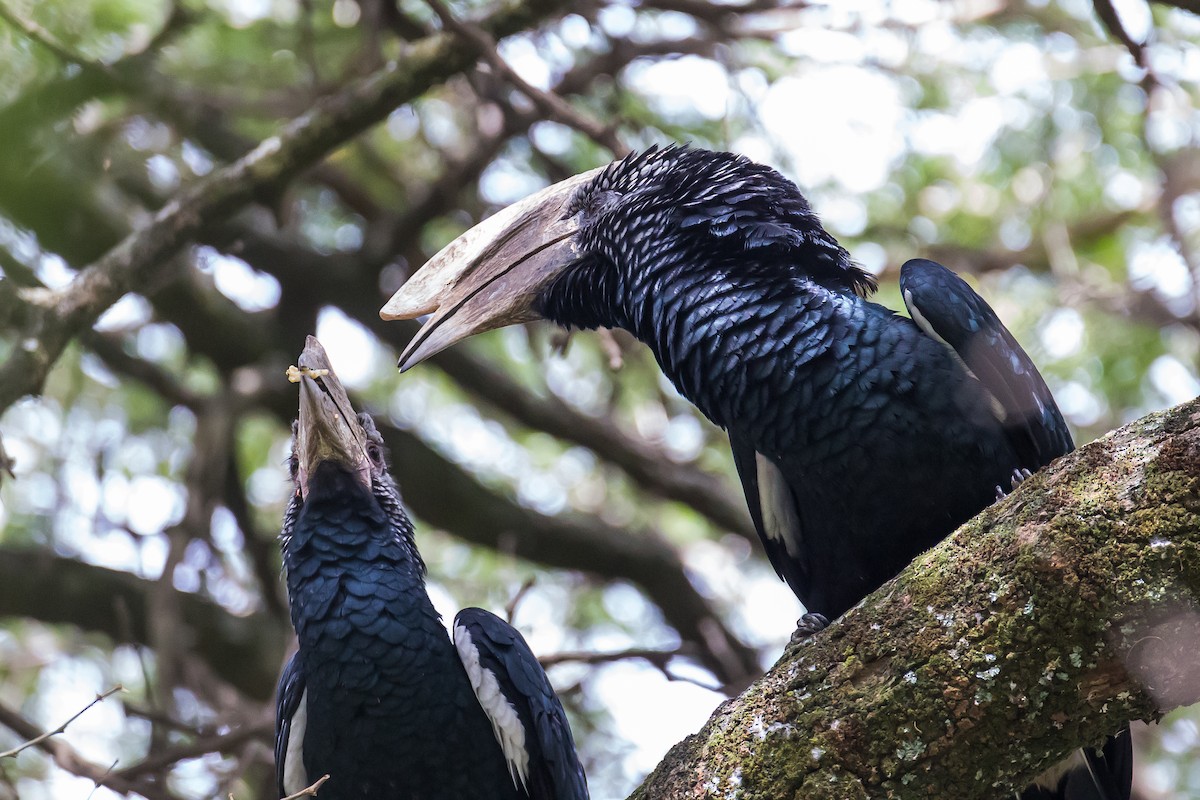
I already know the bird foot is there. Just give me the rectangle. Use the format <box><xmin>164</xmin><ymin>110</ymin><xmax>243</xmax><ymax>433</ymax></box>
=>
<box><xmin>789</xmin><ymin>613</ymin><xmax>830</xmax><ymax>645</ymax></box>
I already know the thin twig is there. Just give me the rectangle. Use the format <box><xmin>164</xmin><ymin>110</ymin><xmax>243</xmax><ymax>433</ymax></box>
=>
<box><xmin>504</xmin><ymin>577</ymin><xmax>537</xmax><ymax>624</ymax></box>
<box><xmin>121</xmin><ymin>703</ymin><xmax>211</xmax><ymax>737</ymax></box>
<box><xmin>1092</xmin><ymin>0</ymin><xmax>1153</xmax><ymax>79</ymax></box>
<box><xmin>283</xmin><ymin>774</ymin><xmax>330</xmax><ymax>799</ymax></box>
<box><xmin>0</xmin><ymin>688</ymin><xmax>170</xmax><ymax>798</ymax></box>
<box><xmin>538</xmin><ymin>646</ymin><xmax>683</xmax><ymax>668</ymax></box>
<box><xmin>539</xmin><ymin>644</ymin><xmax>724</xmax><ymax>690</ymax></box>
<box><xmin>1090</xmin><ymin>0</ymin><xmax>1200</xmax><ymax>320</ymax></box>
<box><xmin>0</xmin><ymin>685</ymin><xmax>124</xmax><ymax>760</ymax></box>
<box><xmin>540</xmin><ymin>642</ymin><xmax>724</xmax><ymax>690</ymax></box>
<box><xmin>86</xmin><ymin>333</ymin><xmax>206</xmax><ymax>408</ymax></box>
<box><xmin>228</xmin><ymin>773</ymin><xmax>330</xmax><ymax>800</ymax></box>
<box><xmin>82</xmin><ymin>758</ymin><xmax>121</xmax><ymax>800</ymax></box>
<box><xmin>426</xmin><ymin>0</ymin><xmax>629</xmax><ymax>157</ymax></box>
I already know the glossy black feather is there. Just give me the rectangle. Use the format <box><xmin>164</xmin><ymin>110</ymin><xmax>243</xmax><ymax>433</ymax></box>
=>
<box><xmin>454</xmin><ymin>608</ymin><xmax>589</xmax><ymax>800</ymax></box>
<box><xmin>277</xmin><ymin>415</ymin><xmax>588</xmax><ymax>800</ymax></box>
<box><xmin>543</xmin><ymin>168</ymin><xmax>1018</xmax><ymax>615</ymax></box>
<box><xmin>534</xmin><ymin>146</ymin><xmax>1129</xmax><ymax>799</ymax></box>
<box><xmin>539</xmin><ymin>147</ymin><xmax>1062</xmax><ymax>616</ymax></box>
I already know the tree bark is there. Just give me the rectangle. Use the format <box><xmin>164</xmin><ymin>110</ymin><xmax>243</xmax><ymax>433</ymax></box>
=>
<box><xmin>631</xmin><ymin>396</ymin><xmax>1200</xmax><ymax>799</ymax></box>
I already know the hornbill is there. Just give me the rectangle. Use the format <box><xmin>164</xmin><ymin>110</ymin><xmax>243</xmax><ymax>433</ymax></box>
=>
<box><xmin>379</xmin><ymin>146</ymin><xmax>1131</xmax><ymax>799</ymax></box>
<box><xmin>276</xmin><ymin>336</ymin><xmax>589</xmax><ymax>800</ymax></box>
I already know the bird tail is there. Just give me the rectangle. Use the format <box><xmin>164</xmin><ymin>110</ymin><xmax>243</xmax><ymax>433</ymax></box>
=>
<box><xmin>1017</xmin><ymin>726</ymin><xmax>1132</xmax><ymax>800</ymax></box>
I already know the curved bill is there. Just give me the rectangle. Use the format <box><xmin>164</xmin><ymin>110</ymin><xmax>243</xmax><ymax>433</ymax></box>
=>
<box><xmin>380</xmin><ymin>167</ymin><xmax>603</xmax><ymax>371</ymax></box>
<box><xmin>295</xmin><ymin>335</ymin><xmax>370</xmax><ymax>497</ymax></box>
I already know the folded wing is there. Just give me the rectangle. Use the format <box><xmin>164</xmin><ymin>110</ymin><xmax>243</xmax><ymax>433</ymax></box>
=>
<box><xmin>453</xmin><ymin>608</ymin><xmax>589</xmax><ymax>800</ymax></box>
<box><xmin>900</xmin><ymin>258</ymin><xmax>1074</xmax><ymax>468</ymax></box>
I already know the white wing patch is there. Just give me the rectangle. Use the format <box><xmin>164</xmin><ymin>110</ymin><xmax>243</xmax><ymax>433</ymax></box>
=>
<box><xmin>755</xmin><ymin>453</ymin><xmax>802</xmax><ymax>557</ymax></box>
<box><xmin>454</xmin><ymin>623</ymin><xmax>530</xmax><ymax>790</ymax></box>
<box><xmin>282</xmin><ymin>689</ymin><xmax>309</xmax><ymax>797</ymax></box>
<box><xmin>903</xmin><ymin>288</ymin><xmax>1008</xmax><ymax>423</ymax></box>
<box><xmin>903</xmin><ymin>288</ymin><xmax>949</xmax><ymax>349</ymax></box>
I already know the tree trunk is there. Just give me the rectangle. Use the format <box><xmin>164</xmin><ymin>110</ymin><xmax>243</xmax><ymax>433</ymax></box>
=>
<box><xmin>631</xmin><ymin>397</ymin><xmax>1200</xmax><ymax>799</ymax></box>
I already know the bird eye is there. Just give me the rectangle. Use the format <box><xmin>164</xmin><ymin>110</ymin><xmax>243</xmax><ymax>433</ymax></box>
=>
<box><xmin>563</xmin><ymin>189</ymin><xmax>590</xmax><ymax>220</ymax></box>
<box><xmin>564</xmin><ymin>188</ymin><xmax>621</xmax><ymax>222</ymax></box>
<box><xmin>589</xmin><ymin>190</ymin><xmax>621</xmax><ymax>216</ymax></box>
<box><xmin>366</xmin><ymin>443</ymin><xmax>383</xmax><ymax>466</ymax></box>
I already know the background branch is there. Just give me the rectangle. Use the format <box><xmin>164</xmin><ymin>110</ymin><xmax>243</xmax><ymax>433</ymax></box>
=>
<box><xmin>428</xmin><ymin>0</ymin><xmax>628</xmax><ymax>156</ymax></box>
<box><xmin>0</xmin><ymin>0</ymin><xmax>572</xmax><ymax>416</ymax></box>
<box><xmin>0</xmin><ymin>694</ymin><xmax>172</xmax><ymax>799</ymax></box>
<box><xmin>2</xmin><ymin>1</ymin><xmax>1198</xmax><ymax>795</ymax></box>
<box><xmin>0</xmin><ymin>686</ymin><xmax>124</xmax><ymax>760</ymax></box>
<box><xmin>0</xmin><ymin>549</ymin><xmax>286</xmax><ymax>700</ymax></box>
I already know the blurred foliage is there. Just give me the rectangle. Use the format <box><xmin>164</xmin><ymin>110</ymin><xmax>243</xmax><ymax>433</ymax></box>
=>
<box><xmin>0</xmin><ymin>0</ymin><xmax>1197</xmax><ymax>798</ymax></box>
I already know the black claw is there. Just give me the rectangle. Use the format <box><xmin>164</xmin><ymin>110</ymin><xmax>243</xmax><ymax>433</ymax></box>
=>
<box><xmin>1010</xmin><ymin>467</ymin><xmax>1034</xmax><ymax>490</ymax></box>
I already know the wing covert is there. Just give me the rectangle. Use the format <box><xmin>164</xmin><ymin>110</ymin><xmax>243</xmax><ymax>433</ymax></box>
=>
<box><xmin>900</xmin><ymin>258</ymin><xmax>1073</xmax><ymax>468</ymax></box>
<box><xmin>453</xmin><ymin>608</ymin><xmax>589</xmax><ymax>800</ymax></box>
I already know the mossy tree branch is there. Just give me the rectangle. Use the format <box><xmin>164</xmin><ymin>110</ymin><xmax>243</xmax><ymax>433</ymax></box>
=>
<box><xmin>631</xmin><ymin>397</ymin><xmax>1200</xmax><ymax>799</ymax></box>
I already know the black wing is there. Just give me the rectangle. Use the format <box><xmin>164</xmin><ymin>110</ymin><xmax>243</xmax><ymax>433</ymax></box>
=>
<box><xmin>275</xmin><ymin>651</ymin><xmax>308</xmax><ymax>799</ymax></box>
<box><xmin>729</xmin><ymin>434</ymin><xmax>809</xmax><ymax>600</ymax></box>
<box><xmin>453</xmin><ymin>608</ymin><xmax>589</xmax><ymax>800</ymax></box>
<box><xmin>900</xmin><ymin>258</ymin><xmax>1074</xmax><ymax>468</ymax></box>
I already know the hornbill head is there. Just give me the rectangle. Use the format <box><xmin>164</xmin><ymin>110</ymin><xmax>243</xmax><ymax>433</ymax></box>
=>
<box><xmin>289</xmin><ymin>335</ymin><xmax>383</xmax><ymax>499</ymax></box>
<box><xmin>380</xmin><ymin>145</ymin><xmax>875</xmax><ymax>370</ymax></box>
<box><xmin>282</xmin><ymin>336</ymin><xmax>423</xmax><ymax>592</ymax></box>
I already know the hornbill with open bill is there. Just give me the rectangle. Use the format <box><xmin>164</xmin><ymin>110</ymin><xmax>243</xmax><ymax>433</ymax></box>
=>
<box><xmin>275</xmin><ymin>336</ymin><xmax>588</xmax><ymax>800</ymax></box>
<box><xmin>380</xmin><ymin>146</ymin><xmax>1131</xmax><ymax>799</ymax></box>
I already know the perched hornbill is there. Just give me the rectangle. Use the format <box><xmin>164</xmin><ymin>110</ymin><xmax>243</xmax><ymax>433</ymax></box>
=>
<box><xmin>275</xmin><ymin>336</ymin><xmax>589</xmax><ymax>800</ymax></box>
<box><xmin>379</xmin><ymin>146</ymin><xmax>1131</xmax><ymax>799</ymax></box>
